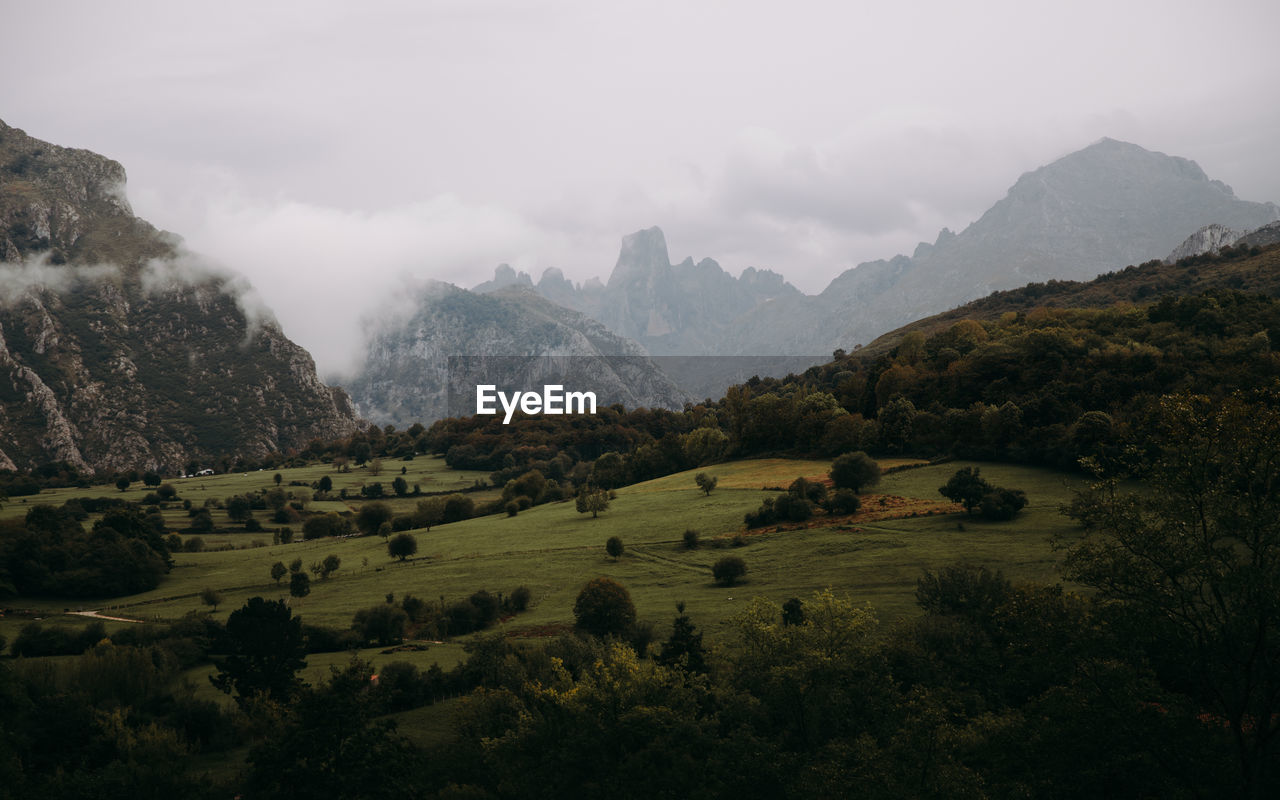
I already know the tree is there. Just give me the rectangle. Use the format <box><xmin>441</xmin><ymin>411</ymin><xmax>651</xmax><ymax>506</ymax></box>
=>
<box><xmin>979</xmin><ymin>487</ymin><xmax>1028</xmax><ymax>520</ymax></box>
<box><xmin>226</xmin><ymin>495</ymin><xmax>252</xmax><ymax>522</ymax></box>
<box><xmin>1064</xmin><ymin>391</ymin><xmax>1280</xmax><ymax>796</ymax></box>
<box><xmin>320</xmin><ymin>553</ymin><xmax>341</xmax><ymax>579</ymax></box>
<box><xmin>830</xmin><ymin>451</ymin><xmax>880</xmax><ymax>493</ymax></box>
<box><xmin>143</xmin><ymin>471</ymin><xmax>162</xmax><ymax>487</ymax></box>
<box><xmin>656</xmin><ymin>601</ymin><xmax>707</xmax><ymax>672</ymax></box>
<box><xmin>303</xmin><ymin>513</ymin><xmax>349</xmax><ymax>540</ymax></box>
<box><xmin>576</xmin><ymin>487</ymin><xmax>610</xmax><ymax>518</ymax></box>
<box><xmin>781</xmin><ymin>597</ymin><xmax>805</xmax><ymax>626</ymax></box>
<box><xmin>244</xmin><ymin>659</ymin><xmax>427</xmax><ymax>799</ymax></box>
<box><xmin>200</xmin><ymin>587</ymin><xmax>223</xmax><ymax>613</ymax></box>
<box><xmin>938</xmin><ymin>467</ymin><xmax>991</xmax><ymax>513</ymax></box>
<box><xmin>683</xmin><ymin>529</ymin><xmax>700</xmax><ymax>549</ymax></box>
<box><xmin>712</xmin><ymin>556</ymin><xmax>747</xmax><ymax>587</ymax></box>
<box><xmin>413</xmin><ymin>497</ymin><xmax>446</xmax><ymax>530</ymax></box>
<box><xmin>572</xmin><ymin>577</ymin><xmax>636</xmax><ymax>638</ymax></box>
<box><xmin>391</xmin><ymin>476</ymin><xmax>409</xmax><ymax>497</ymax></box>
<box><xmin>606</xmin><ymin>536</ymin><xmax>624</xmax><ymax>561</ymax></box>
<box><xmin>317</xmin><ymin>474</ymin><xmax>333</xmax><ymax>494</ymax></box>
<box><xmin>289</xmin><ymin>571</ymin><xmax>310</xmax><ymax>602</ymax></box>
<box><xmin>352</xmin><ymin>603</ymin><xmax>409</xmax><ymax>646</ymax></box>
<box><xmin>270</xmin><ymin>561</ymin><xmax>287</xmax><ymax>585</ymax></box>
<box><xmin>356</xmin><ymin>501</ymin><xmax>393</xmax><ymax>536</ymax></box>
<box><xmin>115</xmin><ymin>475</ymin><xmax>130</xmax><ymax>492</ymax></box>
<box><xmin>388</xmin><ymin>532</ymin><xmax>417</xmax><ymax>561</ymax></box>
<box><xmin>695</xmin><ymin>472</ymin><xmax>718</xmax><ymax>495</ymax></box>
<box><xmin>211</xmin><ymin>596</ymin><xmax>307</xmax><ymax>704</ymax></box>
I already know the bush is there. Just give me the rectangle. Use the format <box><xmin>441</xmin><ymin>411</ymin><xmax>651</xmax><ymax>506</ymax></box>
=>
<box><xmin>606</xmin><ymin>536</ymin><xmax>624</xmax><ymax>560</ymax></box>
<box><xmin>302</xmin><ymin>513</ymin><xmax>349</xmax><ymax>540</ymax></box>
<box><xmin>572</xmin><ymin>577</ymin><xmax>636</xmax><ymax>638</ymax></box>
<box><xmin>825</xmin><ymin>488</ymin><xmax>861</xmax><ymax>515</ymax></box>
<box><xmin>979</xmin><ymin>487</ymin><xmax>1028</xmax><ymax>520</ymax></box>
<box><xmin>830</xmin><ymin>451</ymin><xmax>881</xmax><ymax>492</ymax></box>
<box><xmin>682</xmin><ymin>529</ymin><xmax>700</xmax><ymax>549</ymax></box>
<box><xmin>352</xmin><ymin>603</ymin><xmax>409</xmax><ymax>646</ymax></box>
<box><xmin>712</xmin><ymin>556</ymin><xmax>747</xmax><ymax>587</ymax></box>
<box><xmin>388</xmin><ymin>532</ymin><xmax>418</xmax><ymax>561</ymax></box>
<box><xmin>356</xmin><ymin>502</ymin><xmax>393</xmax><ymax>536</ymax></box>
<box><xmin>507</xmin><ymin>585</ymin><xmax>532</xmax><ymax>613</ymax></box>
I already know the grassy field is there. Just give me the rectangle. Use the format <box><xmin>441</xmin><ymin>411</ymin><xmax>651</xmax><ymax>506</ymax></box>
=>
<box><xmin>0</xmin><ymin>455</ymin><xmax>498</xmax><ymax>547</ymax></box>
<box><xmin>4</xmin><ymin>457</ymin><xmax>1087</xmax><ymax>648</ymax></box>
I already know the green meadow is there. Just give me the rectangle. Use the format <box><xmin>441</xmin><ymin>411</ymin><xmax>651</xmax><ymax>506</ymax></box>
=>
<box><xmin>3</xmin><ymin>457</ymin><xmax>1087</xmax><ymax>647</ymax></box>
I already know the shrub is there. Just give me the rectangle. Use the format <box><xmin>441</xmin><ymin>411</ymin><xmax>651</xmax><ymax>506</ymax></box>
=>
<box><xmin>352</xmin><ymin>603</ymin><xmax>409</xmax><ymax>646</ymax></box>
<box><xmin>572</xmin><ymin>577</ymin><xmax>636</xmax><ymax>638</ymax></box>
<box><xmin>388</xmin><ymin>532</ymin><xmax>418</xmax><ymax>561</ymax></box>
<box><xmin>682</xmin><ymin>529</ymin><xmax>700</xmax><ymax>549</ymax></box>
<box><xmin>830</xmin><ymin>451</ymin><xmax>881</xmax><ymax>492</ymax></box>
<box><xmin>712</xmin><ymin>556</ymin><xmax>747</xmax><ymax>587</ymax></box>
<box><xmin>825</xmin><ymin>488</ymin><xmax>861</xmax><ymax>515</ymax></box>
<box><xmin>606</xmin><ymin>536</ymin><xmax>624</xmax><ymax>560</ymax></box>
<box><xmin>507</xmin><ymin>585</ymin><xmax>532</xmax><ymax>612</ymax></box>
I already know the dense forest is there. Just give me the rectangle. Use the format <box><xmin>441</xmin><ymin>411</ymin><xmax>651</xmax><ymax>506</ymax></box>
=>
<box><xmin>3</xmin><ymin>388</ymin><xmax>1277</xmax><ymax>797</ymax></box>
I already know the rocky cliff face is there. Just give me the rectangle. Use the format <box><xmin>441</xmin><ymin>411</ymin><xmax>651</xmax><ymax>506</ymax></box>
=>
<box><xmin>0</xmin><ymin>120</ymin><xmax>360</xmax><ymax>473</ymax></box>
<box><xmin>344</xmin><ymin>283</ymin><xmax>690</xmax><ymax>427</ymax></box>
<box><xmin>1166</xmin><ymin>220</ymin><xmax>1280</xmax><ymax>261</ymax></box>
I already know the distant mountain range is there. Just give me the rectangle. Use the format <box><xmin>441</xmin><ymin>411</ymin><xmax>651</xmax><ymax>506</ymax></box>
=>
<box><xmin>477</xmin><ymin>139</ymin><xmax>1278</xmax><ymax>372</ymax></box>
<box><xmin>6</xmin><ymin>118</ymin><xmax>1279</xmax><ymax>464</ymax></box>
<box><xmin>0</xmin><ymin>120</ymin><xmax>361</xmax><ymax>472</ymax></box>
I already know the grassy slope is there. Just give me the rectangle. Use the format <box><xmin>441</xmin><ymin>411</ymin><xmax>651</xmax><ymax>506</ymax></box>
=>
<box><xmin>4</xmin><ymin>457</ymin><xmax>1085</xmax><ymax>646</ymax></box>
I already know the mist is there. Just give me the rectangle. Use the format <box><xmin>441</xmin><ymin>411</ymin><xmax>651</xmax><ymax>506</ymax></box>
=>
<box><xmin>3</xmin><ymin>0</ymin><xmax>1277</xmax><ymax>376</ymax></box>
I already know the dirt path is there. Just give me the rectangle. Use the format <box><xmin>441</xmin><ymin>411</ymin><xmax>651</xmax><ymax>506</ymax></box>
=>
<box><xmin>69</xmin><ymin>610</ymin><xmax>143</xmax><ymax>623</ymax></box>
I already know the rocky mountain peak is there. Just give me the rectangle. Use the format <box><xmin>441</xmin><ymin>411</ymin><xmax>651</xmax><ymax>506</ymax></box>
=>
<box><xmin>473</xmin><ymin>262</ymin><xmax>533</xmax><ymax>293</ymax></box>
<box><xmin>607</xmin><ymin>226</ymin><xmax>670</xmax><ymax>288</ymax></box>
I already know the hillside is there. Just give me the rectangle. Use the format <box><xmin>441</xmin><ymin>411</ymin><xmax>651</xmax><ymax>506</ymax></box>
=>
<box><xmin>0</xmin><ymin>120</ymin><xmax>361</xmax><ymax>473</ymax></box>
<box><xmin>859</xmin><ymin>239</ymin><xmax>1280</xmax><ymax>356</ymax></box>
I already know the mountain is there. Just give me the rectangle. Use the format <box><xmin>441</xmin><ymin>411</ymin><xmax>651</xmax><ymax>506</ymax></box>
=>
<box><xmin>476</xmin><ymin>227</ymin><xmax>804</xmax><ymax>356</ymax></box>
<box><xmin>343</xmin><ymin>283</ymin><xmax>691</xmax><ymax>427</ymax></box>
<box><xmin>857</xmin><ymin>236</ymin><xmax>1280</xmax><ymax>357</ymax></box>
<box><xmin>732</xmin><ymin>138</ymin><xmax>1280</xmax><ymax>356</ymax></box>
<box><xmin>474</xmin><ymin>227</ymin><xmax>823</xmax><ymax>398</ymax></box>
<box><xmin>0</xmin><ymin>120</ymin><xmax>360</xmax><ymax>473</ymax></box>
<box><xmin>479</xmin><ymin>140</ymin><xmax>1277</xmax><ymax>384</ymax></box>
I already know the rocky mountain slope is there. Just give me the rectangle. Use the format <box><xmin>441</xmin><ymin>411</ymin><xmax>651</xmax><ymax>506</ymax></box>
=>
<box><xmin>1165</xmin><ymin>220</ymin><xmax>1280</xmax><ymax>261</ymax></box>
<box><xmin>0</xmin><ymin>120</ymin><xmax>360</xmax><ymax>473</ymax></box>
<box><xmin>764</xmin><ymin>138</ymin><xmax>1280</xmax><ymax>355</ymax></box>
<box><xmin>344</xmin><ymin>283</ymin><xmax>690</xmax><ymax>427</ymax></box>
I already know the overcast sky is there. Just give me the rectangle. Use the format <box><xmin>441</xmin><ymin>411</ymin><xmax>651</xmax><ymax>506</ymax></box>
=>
<box><xmin>4</xmin><ymin>0</ymin><xmax>1279</xmax><ymax>376</ymax></box>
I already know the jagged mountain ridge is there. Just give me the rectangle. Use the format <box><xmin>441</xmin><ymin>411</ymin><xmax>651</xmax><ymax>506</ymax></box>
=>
<box><xmin>344</xmin><ymin>283</ymin><xmax>691</xmax><ymax>427</ymax></box>
<box><xmin>474</xmin><ymin>227</ymin><xmax>803</xmax><ymax>356</ymax></box>
<box><xmin>493</xmin><ymin>140</ymin><xmax>1278</xmax><ymax>368</ymax></box>
<box><xmin>0</xmin><ymin>120</ymin><xmax>361</xmax><ymax>472</ymax></box>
